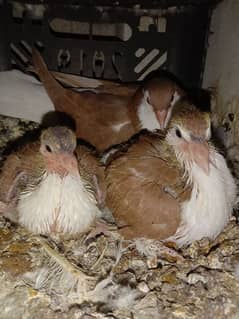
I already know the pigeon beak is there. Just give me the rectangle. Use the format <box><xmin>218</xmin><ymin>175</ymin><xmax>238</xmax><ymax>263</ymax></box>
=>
<box><xmin>44</xmin><ymin>151</ymin><xmax>78</xmax><ymax>176</ymax></box>
<box><xmin>156</xmin><ymin>109</ymin><xmax>168</xmax><ymax>129</ymax></box>
<box><xmin>58</xmin><ymin>152</ymin><xmax>78</xmax><ymax>175</ymax></box>
<box><xmin>188</xmin><ymin>140</ymin><xmax>210</xmax><ymax>175</ymax></box>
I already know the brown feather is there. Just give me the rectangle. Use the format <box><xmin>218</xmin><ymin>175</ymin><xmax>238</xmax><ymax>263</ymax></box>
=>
<box><xmin>75</xmin><ymin>144</ymin><xmax>106</xmax><ymax>207</ymax></box>
<box><xmin>32</xmin><ymin>49</ymin><xmax>184</xmax><ymax>151</ymax></box>
<box><xmin>51</xmin><ymin>71</ymin><xmax>138</xmax><ymax>96</ymax></box>
<box><xmin>105</xmin><ymin>132</ymin><xmax>191</xmax><ymax>240</ymax></box>
<box><xmin>0</xmin><ymin>141</ymin><xmax>44</xmax><ymax>203</ymax></box>
<box><xmin>32</xmin><ymin>49</ymin><xmax>135</xmax><ymax>151</ymax></box>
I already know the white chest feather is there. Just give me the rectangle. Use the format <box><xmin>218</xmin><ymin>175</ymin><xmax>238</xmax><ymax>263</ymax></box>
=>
<box><xmin>18</xmin><ymin>173</ymin><xmax>99</xmax><ymax>235</ymax></box>
<box><xmin>171</xmin><ymin>151</ymin><xmax>237</xmax><ymax>247</ymax></box>
<box><xmin>137</xmin><ymin>98</ymin><xmax>161</xmax><ymax>130</ymax></box>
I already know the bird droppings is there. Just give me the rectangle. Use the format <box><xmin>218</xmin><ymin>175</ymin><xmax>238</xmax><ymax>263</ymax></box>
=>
<box><xmin>0</xmin><ymin>115</ymin><xmax>239</xmax><ymax>318</ymax></box>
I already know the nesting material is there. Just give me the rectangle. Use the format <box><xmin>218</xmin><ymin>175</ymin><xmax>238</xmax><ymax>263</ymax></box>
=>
<box><xmin>0</xmin><ymin>115</ymin><xmax>239</xmax><ymax>319</ymax></box>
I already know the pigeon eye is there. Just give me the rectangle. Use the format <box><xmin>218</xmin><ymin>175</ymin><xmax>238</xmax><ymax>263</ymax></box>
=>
<box><xmin>175</xmin><ymin>128</ymin><xmax>182</xmax><ymax>138</ymax></box>
<box><xmin>228</xmin><ymin>113</ymin><xmax>234</xmax><ymax>122</ymax></box>
<box><xmin>45</xmin><ymin>145</ymin><xmax>52</xmax><ymax>153</ymax></box>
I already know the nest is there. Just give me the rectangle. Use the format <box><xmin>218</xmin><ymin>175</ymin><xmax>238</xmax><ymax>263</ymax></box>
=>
<box><xmin>0</xmin><ymin>114</ymin><xmax>239</xmax><ymax>319</ymax></box>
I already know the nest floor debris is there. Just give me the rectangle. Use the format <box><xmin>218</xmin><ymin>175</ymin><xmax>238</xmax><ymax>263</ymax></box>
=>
<box><xmin>0</xmin><ymin>114</ymin><xmax>239</xmax><ymax>319</ymax></box>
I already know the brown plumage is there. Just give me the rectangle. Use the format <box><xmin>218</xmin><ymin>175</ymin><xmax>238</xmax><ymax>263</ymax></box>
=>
<box><xmin>75</xmin><ymin>144</ymin><xmax>106</xmax><ymax>208</ymax></box>
<box><xmin>0</xmin><ymin>126</ymin><xmax>105</xmax><ymax>235</ymax></box>
<box><xmin>105</xmin><ymin>131</ymin><xmax>190</xmax><ymax>240</ymax></box>
<box><xmin>32</xmin><ymin>49</ymin><xmax>185</xmax><ymax>151</ymax></box>
<box><xmin>92</xmin><ymin>82</ymin><xmax>138</xmax><ymax>97</ymax></box>
<box><xmin>105</xmin><ymin>101</ymin><xmax>236</xmax><ymax>246</ymax></box>
<box><xmin>50</xmin><ymin>71</ymin><xmax>138</xmax><ymax>97</ymax></box>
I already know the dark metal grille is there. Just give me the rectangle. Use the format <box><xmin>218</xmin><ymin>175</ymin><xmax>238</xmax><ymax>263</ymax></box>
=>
<box><xmin>0</xmin><ymin>0</ymin><xmax>221</xmax><ymax>87</ymax></box>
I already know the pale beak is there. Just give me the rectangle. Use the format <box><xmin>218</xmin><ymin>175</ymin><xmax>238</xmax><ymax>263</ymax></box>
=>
<box><xmin>58</xmin><ymin>152</ymin><xmax>79</xmax><ymax>175</ymax></box>
<box><xmin>156</xmin><ymin>109</ymin><xmax>168</xmax><ymax>129</ymax></box>
<box><xmin>187</xmin><ymin>140</ymin><xmax>210</xmax><ymax>175</ymax></box>
<box><xmin>45</xmin><ymin>152</ymin><xmax>78</xmax><ymax>176</ymax></box>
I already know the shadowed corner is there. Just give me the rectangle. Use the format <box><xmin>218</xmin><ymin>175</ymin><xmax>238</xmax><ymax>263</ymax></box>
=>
<box><xmin>144</xmin><ymin>69</ymin><xmax>186</xmax><ymax>90</ymax></box>
<box><xmin>187</xmin><ymin>87</ymin><xmax>212</xmax><ymax>113</ymax></box>
<box><xmin>41</xmin><ymin>111</ymin><xmax>76</xmax><ymax>131</ymax></box>
<box><xmin>0</xmin><ymin>126</ymin><xmax>42</xmax><ymax>162</ymax></box>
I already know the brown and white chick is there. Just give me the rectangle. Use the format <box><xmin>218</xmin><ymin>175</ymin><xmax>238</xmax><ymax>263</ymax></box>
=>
<box><xmin>0</xmin><ymin>126</ymin><xmax>104</xmax><ymax>236</ymax></box>
<box><xmin>128</xmin><ymin>77</ymin><xmax>183</xmax><ymax>132</ymax></box>
<box><xmin>105</xmin><ymin>101</ymin><xmax>237</xmax><ymax>247</ymax></box>
<box><xmin>32</xmin><ymin>49</ymin><xmax>184</xmax><ymax>151</ymax></box>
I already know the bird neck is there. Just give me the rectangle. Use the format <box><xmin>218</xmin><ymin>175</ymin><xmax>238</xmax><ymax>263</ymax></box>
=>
<box><xmin>171</xmin><ymin>148</ymin><xmax>236</xmax><ymax>246</ymax></box>
<box><xmin>136</xmin><ymin>90</ymin><xmax>161</xmax><ymax>131</ymax></box>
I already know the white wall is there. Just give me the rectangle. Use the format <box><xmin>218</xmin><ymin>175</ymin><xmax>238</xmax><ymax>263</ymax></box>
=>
<box><xmin>203</xmin><ymin>0</ymin><xmax>239</xmax><ymax>149</ymax></box>
<box><xmin>203</xmin><ymin>0</ymin><xmax>239</xmax><ymax>101</ymax></box>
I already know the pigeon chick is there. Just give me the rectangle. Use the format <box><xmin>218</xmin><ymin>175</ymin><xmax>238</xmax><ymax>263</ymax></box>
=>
<box><xmin>0</xmin><ymin>126</ymin><xmax>102</xmax><ymax>235</ymax></box>
<box><xmin>105</xmin><ymin>101</ymin><xmax>237</xmax><ymax>247</ymax></box>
